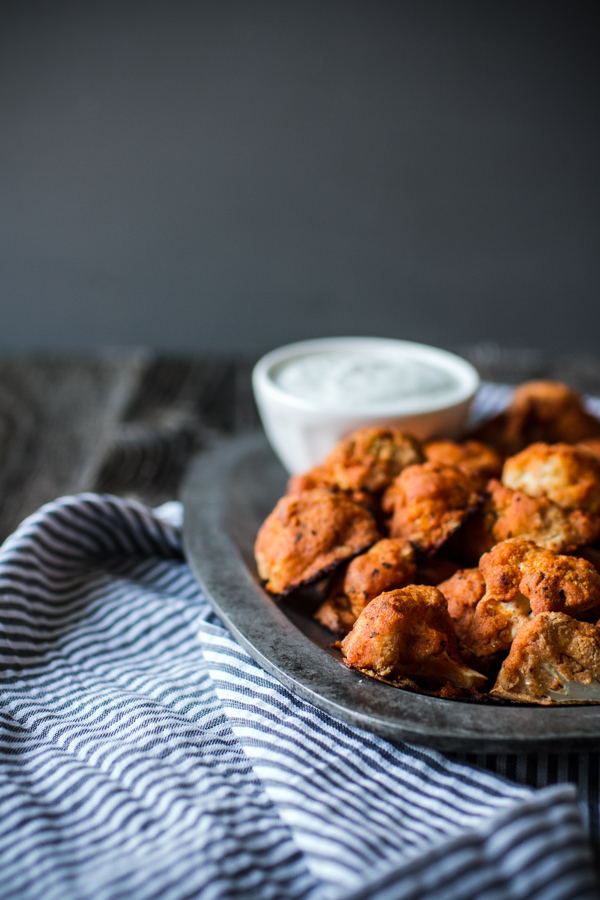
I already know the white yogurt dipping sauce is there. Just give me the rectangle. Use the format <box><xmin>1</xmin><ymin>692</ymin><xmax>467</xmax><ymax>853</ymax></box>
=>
<box><xmin>253</xmin><ymin>338</ymin><xmax>480</xmax><ymax>472</ymax></box>
<box><xmin>271</xmin><ymin>349</ymin><xmax>460</xmax><ymax>410</ymax></box>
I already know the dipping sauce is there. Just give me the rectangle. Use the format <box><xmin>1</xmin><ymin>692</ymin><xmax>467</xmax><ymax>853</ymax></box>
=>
<box><xmin>254</xmin><ymin>338</ymin><xmax>480</xmax><ymax>472</ymax></box>
<box><xmin>272</xmin><ymin>350</ymin><xmax>459</xmax><ymax>408</ymax></box>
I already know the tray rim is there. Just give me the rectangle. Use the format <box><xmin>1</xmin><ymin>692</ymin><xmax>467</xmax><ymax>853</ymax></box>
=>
<box><xmin>182</xmin><ymin>431</ymin><xmax>600</xmax><ymax>752</ymax></box>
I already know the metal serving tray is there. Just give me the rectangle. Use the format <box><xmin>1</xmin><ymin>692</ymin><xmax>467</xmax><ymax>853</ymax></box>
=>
<box><xmin>183</xmin><ymin>432</ymin><xmax>600</xmax><ymax>752</ymax></box>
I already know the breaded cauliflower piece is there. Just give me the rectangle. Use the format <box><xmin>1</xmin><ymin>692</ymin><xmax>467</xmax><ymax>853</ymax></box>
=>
<box><xmin>437</xmin><ymin>568</ymin><xmax>485</xmax><ymax>644</ymax></box>
<box><xmin>341</xmin><ymin>586</ymin><xmax>486</xmax><ymax>689</ymax></box>
<box><xmin>255</xmin><ymin>489</ymin><xmax>379</xmax><ymax>595</ymax></box>
<box><xmin>491</xmin><ymin>612</ymin><xmax>600</xmax><ymax>704</ymax></box>
<box><xmin>578</xmin><ymin>438</ymin><xmax>600</xmax><ymax>462</ymax></box>
<box><xmin>470</xmin><ymin>380</ymin><xmax>600</xmax><ymax>457</ymax></box>
<box><xmin>288</xmin><ymin>426</ymin><xmax>424</xmax><ymax>495</ymax></box>
<box><xmin>314</xmin><ymin>538</ymin><xmax>417</xmax><ymax>633</ymax></box>
<box><xmin>466</xmin><ymin>539</ymin><xmax>600</xmax><ymax>658</ymax></box>
<box><xmin>482</xmin><ymin>479</ymin><xmax>600</xmax><ymax>553</ymax></box>
<box><xmin>502</xmin><ymin>442</ymin><xmax>600</xmax><ymax>513</ymax></box>
<box><xmin>286</xmin><ymin>469</ymin><xmax>330</xmax><ymax>494</ymax></box>
<box><xmin>343</xmin><ymin>538</ymin><xmax>417</xmax><ymax>615</ymax></box>
<box><xmin>383</xmin><ymin>462</ymin><xmax>481</xmax><ymax>554</ymax></box>
<box><xmin>424</xmin><ymin>440</ymin><xmax>502</xmax><ymax>487</ymax></box>
<box><xmin>313</xmin><ymin>593</ymin><xmax>357</xmax><ymax>634</ymax></box>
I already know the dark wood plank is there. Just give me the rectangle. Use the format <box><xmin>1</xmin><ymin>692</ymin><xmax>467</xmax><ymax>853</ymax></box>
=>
<box><xmin>4</xmin><ymin>348</ymin><xmax>600</xmax><ymax>542</ymax></box>
<box><xmin>0</xmin><ymin>354</ymin><xmax>145</xmax><ymax>541</ymax></box>
<box><xmin>94</xmin><ymin>355</ymin><xmax>261</xmax><ymax>506</ymax></box>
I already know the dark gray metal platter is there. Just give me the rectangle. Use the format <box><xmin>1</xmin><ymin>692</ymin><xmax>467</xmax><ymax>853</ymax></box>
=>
<box><xmin>183</xmin><ymin>432</ymin><xmax>600</xmax><ymax>753</ymax></box>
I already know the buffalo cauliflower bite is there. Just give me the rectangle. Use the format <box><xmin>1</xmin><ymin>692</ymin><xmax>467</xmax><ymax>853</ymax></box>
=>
<box><xmin>578</xmin><ymin>438</ymin><xmax>600</xmax><ymax>462</ymax></box>
<box><xmin>314</xmin><ymin>538</ymin><xmax>417</xmax><ymax>633</ymax></box>
<box><xmin>313</xmin><ymin>593</ymin><xmax>356</xmax><ymax>634</ymax></box>
<box><xmin>482</xmin><ymin>479</ymin><xmax>600</xmax><ymax>553</ymax></box>
<box><xmin>502</xmin><ymin>442</ymin><xmax>600</xmax><ymax>513</ymax></box>
<box><xmin>491</xmin><ymin>612</ymin><xmax>600</xmax><ymax>704</ymax></box>
<box><xmin>254</xmin><ymin>489</ymin><xmax>379</xmax><ymax>595</ymax></box>
<box><xmin>437</xmin><ymin>568</ymin><xmax>485</xmax><ymax>644</ymax></box>
<box><xmin>289</xmin><ymin>426</ymin><xmax>424</xmax><ymax>495</ymax></box>
<box><xmin>341</xmin><ymin>586</ymin><xmax>486</xmax><ymax>689</ymax></box>
<box><xmin>423</xmin><ymin>440</ymin><xmax>502</xmax><ymax>487</ymax></box>
<box><xmin>470</xmin><ymin>380</ymin><xmax>600</xmax><ymax>457</ymax></box>
<box><xmin>466</xmin><ymin>539</ymin><xmax>600</xmax><ymax>658</ymax></box>
<box><xmin>383</xmin><ymin>462</ymin><xmax>480</xmax><ymax>554</ymax></box>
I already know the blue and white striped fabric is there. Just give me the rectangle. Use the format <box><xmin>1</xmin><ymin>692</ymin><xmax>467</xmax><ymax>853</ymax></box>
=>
<box><xmin>0</xmin><ymin>495</ymin><xmax>597</xmax><ymax>900</ymax></box>
<box><xmin>0</xmin><ymin>381</ymin><xmax>599</xmax><ymax>900</ymax></box>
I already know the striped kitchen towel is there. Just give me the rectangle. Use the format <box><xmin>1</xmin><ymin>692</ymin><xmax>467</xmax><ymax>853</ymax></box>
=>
<box><xmin>0</xmin><ymin>492</ymin><xmax>597</xmax><ymax>900</ymax></box>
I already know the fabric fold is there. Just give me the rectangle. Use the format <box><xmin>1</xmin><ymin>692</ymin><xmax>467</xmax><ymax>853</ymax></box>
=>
<box><xmin>0</xmin><ymin>494</ymin><xmax>598</xmax><ymax>900</ymax></box>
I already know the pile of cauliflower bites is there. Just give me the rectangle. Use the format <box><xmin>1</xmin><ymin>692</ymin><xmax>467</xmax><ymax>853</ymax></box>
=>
<box><xmin>254</xmin><ymin>381</ymin><xmax>600</xmax><ymax>705</ymax></box>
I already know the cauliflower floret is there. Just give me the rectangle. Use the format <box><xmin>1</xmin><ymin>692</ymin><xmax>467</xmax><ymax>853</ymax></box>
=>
<box><xmin>423</xmin><ymin>439</ymin><xmax>502</xmax><ymax>488</ymax></box>
<box><xmin>466</xmin><ymin>539</ymin><xmax>600</xmax><ymax>658</ymax></box>
<box><xmin>470</xmin><ymin>380</ymin><xmax>600</xmax><ymax>457</ymax></box>
<box><xmin>502</xmin><ymin>442</ymin><xmax>600</xmax><ymax>513</ymax></box>
<box><xmin>341</xmin><ymin>586</ymin><xmax>486</xmax><ymax>690</ymax></box>
<box><xmin>255</xmin><ymin>489</ymin><xmax>379</xmax><ymax>595</ymax></box>
<box><xmin>383</xmin><ymin>462</ymin><xmax>480</xmax><ymax>554</ymax></box>
<box><xmin>313</xmin><ymin>593</ymin><xmax>356</xmax><ymax>634</ymax></box>
<box><xmin>314</xmin><ymin>538</ymin><xmax>417</xmax><ymax>634</ymax></box>
<box><xmin>482</xmin><ymin>479</ymin><xmax>600</xmax><ymax>554</ymax></box>
<box><xmin>578</xmin><ymin>438</ymin><xmax>600</xmax><ymax>462</ymax></box>
<box><xmin>288</xmin><ymin>426</ymin><xmax>423</xmax><ymax>495</ymax></box>
<box><xmin>437</xmin><ymin>568</ymin><xmax>485</xmax><ymax>644</ymax></box>
<box><xmin>491</xmin><ymin>612</ymin><xmax>600</xmax><ymax>704</ymax></box>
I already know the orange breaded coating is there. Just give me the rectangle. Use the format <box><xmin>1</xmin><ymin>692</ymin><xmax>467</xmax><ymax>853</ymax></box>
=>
<box><xmin>424</xmin><ymin>440</ymin><xmax>502</xmax><ymax>487</ymax></box>
<box><xmin>470</xmin><ymin>380</ymin><xmax>600</xmax><ymax>457</ymax></box>
<box><xmin>383</xmin><ymin>462</ymin><xmax>480</xmax><ymax>554</ymax></box>
<box><xmin>502</xmin><ymin>442</ymin><xmax>600</xmax><ymax>513</ymax></box>
<box><xmin>466</xmin><ymin>539</ymin><xmax>600</xmax><ymax>658</ymax></box>
<box><xmin>578</xmin><ymin>438</ymin><xmax>600</xmax><ymax>462</ymax></box>
<box><xmin>287</xmin><ymin>469</ymin><xmax>329</xmax><ymax>494</ymax></box>
<box><xmin>491</xmin><ymin>612</ymin><xmax>600</xmax><ymax>705</ymax></box>
<box><xmin>483</xmin><ymin>479</ymin><xmax>600</xmax><ymax>554</ymax></box>
<box><xmin>255</xmin><ymin>489</ymin><xmax>379</xmax><ymax>595</ymax></box>
<box><xmin>437</xmin><ymin>568</ymin><xmax>485</xmax><ymax>644</ymax></box>
<box><xmin>291</xmin><ymin>426</ymin><xmax>424</xmax><ymax>495</ymax></box>
<box><xmin>314</xmin><ymin>593</ymin><xmax>357</xmax><ymax>634</ymax></box>
<box><xmin>344</xmin><ymin>538</ymin><xmax>417</xmax><ymax>617</ymax></box>
<box><xmin>315</xmin><ymin>538</ymin><xmax>417</xmax><ymax>633</ymax></box>
<box><xmin>341</xmin><ymin>586</ymin><xmax>486</xmax><ymax>689</ymax></box>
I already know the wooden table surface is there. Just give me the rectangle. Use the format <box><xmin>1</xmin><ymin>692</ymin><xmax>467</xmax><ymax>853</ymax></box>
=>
<box><xmin>2</xmin><ymin>347</ymin><xmax>600</xmax><ymax>543</ymax></box>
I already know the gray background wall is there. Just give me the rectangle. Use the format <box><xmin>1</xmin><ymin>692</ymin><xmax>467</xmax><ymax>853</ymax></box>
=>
<box><xmin>1</xmin><ymin>1</ymin><xmax>598</xmax><ymax>354</ymax></box>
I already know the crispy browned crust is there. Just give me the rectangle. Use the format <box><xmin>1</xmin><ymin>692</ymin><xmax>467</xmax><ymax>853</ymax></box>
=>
<box><xmin>578</xmin><ymin>439</ymin><xmax>600</xmax><ymax>462</ymax></box>
<box><xmin>341</xmin><ymin>586</ymin><xmax>486</xmax><ymax>689</ymax></box>
<box><xmin>469</xmin><ymin>381</ymin><xmax>600</xmax><ymax>457</ymax></box>
<box><xmin>298</xmin><ymin>426</ymin><xmax>425</xmax><ymax>494</ymax></box>
<box><xmin>483</xmin><ymin>479</ymin><xmax>600</xmax><ymax>553</ymax></box>
<box><xmin>314</xmin><ymin>594</ymin><xmax>357</xmax><ymax>634</ymax></box>
<box><xmin>502</xmin><ymin>442</ymin><xmax>600</xmax><ymax>513</ymax></box>
<box><xmin>437</xmin><ymin>568</ymin><xmax>485</xmax><ymax>644</ymax></box>
<box><xmin>466</xmin><ymin>539</ymin><xmax>600</xmax><ymax>658</ymax></box>
<box><xmin>424</xmin><ymin>440</ymin><xmax>502</xmax><ymax>487</ymax></box>
<box><xmin>254</xmin><ymin>489</ymin><xmax>379</xmax><ymax>595</ymax></box>
<box><xmin>287</xmin><ymin>469</ymin><xmax>329</xmax><ymax>494</ymax></box>
<box><xmin>314</xmin><ymin>538</ymin><xmax>417</xmax><ymax>634</ymax></box>
<box><xmin>383</xmin><ymin>462</ymin><xmax>481</xmax><ymax>554</ymax></box>
<box><xmin>491</xmin><ymin>612</ymin><xmax>600</xmax><ymax>704</ymax></box>
<box><xmin>343</xmin><ymin>538</ymin><xmax>417</xmax><ymax>617</ymax></box>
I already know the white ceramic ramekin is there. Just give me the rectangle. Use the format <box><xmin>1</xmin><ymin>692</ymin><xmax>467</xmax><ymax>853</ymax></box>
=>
<box><xmin>252</xmin><ymin>337</ymin><xmax>480</xmax><ymax>474</ymax></box>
